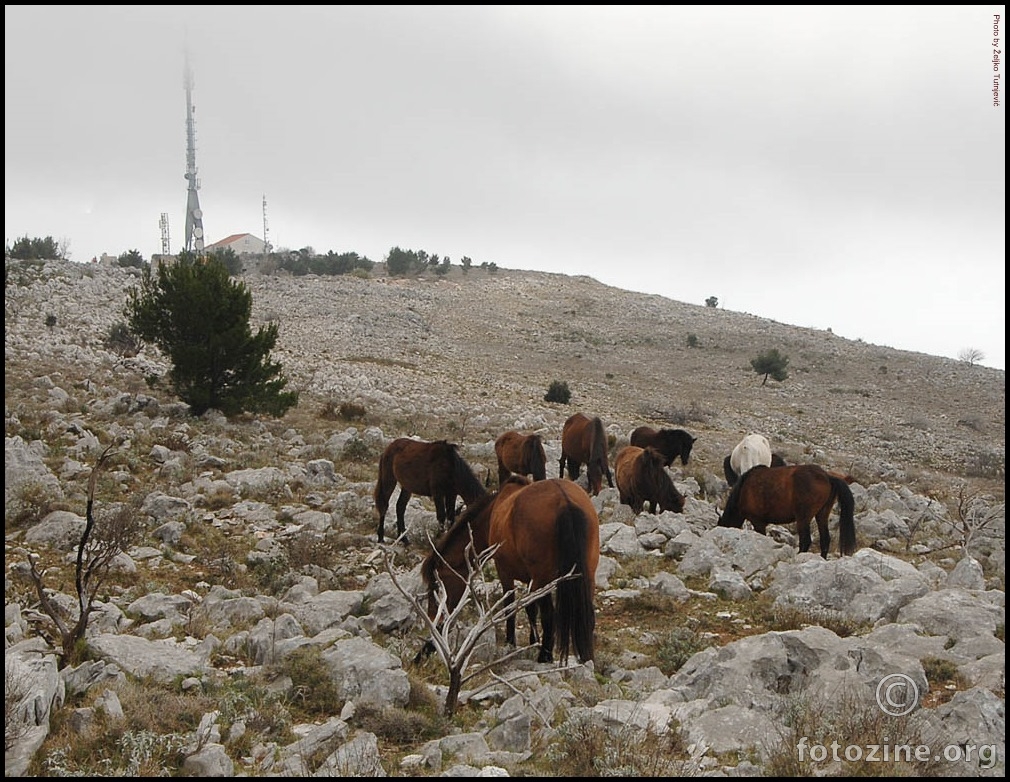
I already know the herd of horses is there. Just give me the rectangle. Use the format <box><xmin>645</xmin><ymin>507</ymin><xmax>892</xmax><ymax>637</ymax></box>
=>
<box><xmin>373</xmin><ymin>416</ymin><xmax>859</xmax><ymax>666</ymax></box>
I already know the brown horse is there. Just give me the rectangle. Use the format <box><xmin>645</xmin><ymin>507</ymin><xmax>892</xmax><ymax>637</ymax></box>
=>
<box><xmin>374</xmin><ymin>438</ymin><xmax>487</xmax><ymax>543</ymax></box>
<box><xmin>717</xmin><ymin>464</ymin><xmax>857</xmax><ymax>558</ymax></box>
<box><xmin>614</xmin><ymin>445</ymin><xmax>686</xmax><ymax>515</ymax></box>
<box><xmin>418</xmin><ymin>476</ymin><xmax>599</xmax><ymax>665</ymax></box>
<box><xmin>559</xmin><ymin>413</ymin><xmax>614</xmax><ymax>495</ymax></box>
<box><xmin>494</xmin><ymin>430</ymin><xmax>548</xmax><ymax>486</ymax></box>
<box><xmin>629</xmin><ymin>426</ymin><xmax>697</xmax><ymax>468</ymax></box>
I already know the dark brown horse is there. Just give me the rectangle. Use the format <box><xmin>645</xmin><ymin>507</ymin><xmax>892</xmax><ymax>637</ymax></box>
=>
<box><xmin>559</xmin><ymin>413</ymin><xmax>614</xmax><ymax>495</ymax></box>
<box><xmin>614</xmin><ymin>445</ymin><xmax>686</xmax><ymax>515</ymax></box>
<box><xmin>418</xmin><ymin>476</ymin><xmax>599</xmax><ymax>665</ymax></box>
<box><xmin>629</xmin><ymin>426</ymin><xmax>697</xmax><ymax>467</ymax></box>
<box><xmin>717</xmin><ymin>464</ymin><xmax>857</xmax><ymax>558</ymax></box>
<box><xmin>374</xmin><ymin>438</ymin><xmax>487</xmax><ymax>543</ymax></box>
<box><xmin>494</xmin><ymin>430</ymin><xmax>548</xmax><ymax>486</ymax></box>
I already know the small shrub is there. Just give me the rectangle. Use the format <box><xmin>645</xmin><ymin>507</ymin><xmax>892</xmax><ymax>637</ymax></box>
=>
<box><xmin>103</xmin><ymin>321</ymin><xmax>141</xmax><ymax>357</ymax></box>
<box><xmin>542</xmin><ymin>708</ymin><xmax>691</xmax><ymax>776</ymax></box>
<box><xmin>270</xmin><ymin>646</ymin><xmax>343</xmax><ymax>720</ymax></box>
<box><xmin>655</xmin><ymin>627</ymin><xmax>709</xmax><ymax>675</ymax></box>
<box><xmin>770</xmin><ymin>604</ymin><xmax>868</xmax><ymax>638</ymax></box>
<box><xmin>338</xmin><ymin>401</ymin><xmax>367</xmax><ymax>421</ymax></box>
<box><xmin>686</xmin><ymin>333</ymin><xmax>699</xmax><ymax>348</ymax></box>
<box><xmin>44</xmin><ymin>314</ymin><xmax>57</xmax><ymax>329</ymax></box>
<box><xmin>544</xmin><ymin>380</ymin><xmax>572</xmax><ymax>404</ymax></box>
<box><xmin>5</xmin><ymin>481</ymin><xmax>59</xmax><ymax>531</ymax></box>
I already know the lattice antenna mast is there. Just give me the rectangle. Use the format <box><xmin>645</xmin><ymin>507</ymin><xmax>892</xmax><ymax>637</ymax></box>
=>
<box><xmin>262</xmin><ymin>194</ymin><xmax>271</xmax><ymax>264</ymax></box>
<box><xmin>159</xmin><ymin>213</ymin><xmax>171</xmax><ymax>255</ymax></box>
<box><xmin>183</xmin><ymin>49</ymin><xmax>205</xmax><ymax>254</ymax></box>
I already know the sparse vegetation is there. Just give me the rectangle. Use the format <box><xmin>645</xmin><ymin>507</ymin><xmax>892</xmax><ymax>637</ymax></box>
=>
<box><xmin>544</xmin><ymin>379</ymin><xmax>572</xmax><ymax>404</ymax></box>
<box><xmin>4</xmin><ymin>258</ymin><xmax>1004</xmax><ymax>778</ymax></box>
<box><xmin>124</xmin><ymin>253</ymin><xmax>298</xmax><ymax>417</ymax></box>
<box><xmin>958</xmin><ymin>346</ymin><xmax>985</xmax><ymax>366</ymax></box>
<box><xmin>751</xmin><ymin>348</ymin><xmax>790</xmax><ymax>385</ymax></box>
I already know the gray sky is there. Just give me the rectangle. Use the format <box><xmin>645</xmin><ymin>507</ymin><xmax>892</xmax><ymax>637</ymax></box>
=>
<box><xmin>6</xmin><ymin>5</ymin><xmax>1006</xmax><ymax>369</ymax></box>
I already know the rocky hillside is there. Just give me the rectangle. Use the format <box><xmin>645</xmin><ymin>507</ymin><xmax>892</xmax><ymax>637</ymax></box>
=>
<box><xmin>4</xmin><ymin>259</ymin><xmax>1005</xmax><ymax>777</ymax></box>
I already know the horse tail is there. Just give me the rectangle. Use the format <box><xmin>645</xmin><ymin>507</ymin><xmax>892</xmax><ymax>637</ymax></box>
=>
<box><xmin>451</xmin><ymin>446</ymin><xmax>487</xmax><ymax>504</ymax></box>
<box><xmin>374</xmin><ymin>444</ymin><xmax>396</xmax><ymax>508</ymax></box>
<box><xmin>554</xmin><ymin>502</ymin><xmax>595</xmax><ymax>664</ymax></box>
<box><xmin>591</xmin><ymin>417</ymin><xmax>614</xmax><ymax>487</ymax></box>
<box><xmin>722</xmin><ymin>455</ymin><xmax>739</xmax><ymax>486</ymax></box>
<box><xmin>830</xmin><ymin>476</ymin><xmax>857</xmax><ymax>555</ymax></box>
<box><xmin>526</xmin><ymin>435</ymin><xmax>547</xmax><ymax>481</ymax></box>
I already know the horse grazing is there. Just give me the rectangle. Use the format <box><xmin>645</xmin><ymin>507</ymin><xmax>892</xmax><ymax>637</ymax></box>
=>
<box><xmin>374</xmin><ymin>438</ymin><xmax>487</xmax><ymax>543</ymax></box>
<box><xmin>724</xmin><ymin>434</ymin><xmax>776</xmax><ymax>485</ymax></box>
<box><xmin>494</xmin><ymin>430</ymin><xmax>548</xmax><ymax>486</ymax></box>
<box><xmin>629</xmin><ymin>426</ymin><xmax>697</xmax><ymax>467</ymax></box>
<box><xmin>717</xmin><ymin>464</ymin><xmax>857</xmax><ymax>558</ymax></box>
<box><xmin>559</xmin><ymin>413</ymin><xmax>614</xmax><ymax>495</ymax></box>
<box><xmin>614</xmin><ymin>445</ymin><xmax>685</xmax><ymax>515</ymax></box>
<box><xmin>418</xmin><ymin>476</ymin><xmax>599</xmax><ymax>665</ymax></box>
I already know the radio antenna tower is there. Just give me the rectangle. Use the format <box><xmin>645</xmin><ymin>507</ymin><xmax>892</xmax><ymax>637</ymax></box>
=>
<box><xmin>159</xmin><ymin>212</ymin><xmax>171</xmax><ymax>255</ymax></box>
<box><xmin>183</xmin><ymin>48</ymin><xmax>205</xmax><ymax>254</ymax></box>
<box><xmin>262</xmin><ymin>194</ymin><xmax>272</xmax><ymax>266</ymax></box>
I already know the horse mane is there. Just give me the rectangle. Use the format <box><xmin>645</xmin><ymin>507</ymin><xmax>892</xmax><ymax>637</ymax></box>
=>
<box><xmin>421</xmin><ymin>489</ymin><xmax>497</xmax><ymax>588</ymax></box>
<box><xmin>522</xmin><ymin>434</ymin><xmax>546</xmax><ymax>478</ymax></box>
<box><xmin>723</xmin><ymin>463</ymin><xmax>769</xmax><ymax>517</ymax></box>
<box><xmin>449</xmin><ymin>444</ymin><xmax>488</xmax><ymax>503</ymax></box>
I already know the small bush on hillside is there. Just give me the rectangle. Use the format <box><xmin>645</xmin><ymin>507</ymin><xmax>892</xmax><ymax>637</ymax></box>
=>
<box><xmin>655</xmin><ymin>627</ymin><xmax>710</xmax><ymax>675</ymax></box>
<box><xmin>338</xmin><ymin>401</ymin><xmax>367</xmax><ymax>420</ymax></box>
<box><xmin>103</xmin><ymin>321</ymin><xmax>141</xmax><ymax>357</ymax></box>
<box><xmin>544</xmin><ymin>380</ymin><xmax>572</xmax><ymax>404</ymax></box>
<box><xmin>542</xmin><ymin>708</ymin><xmax>691</xmax><ymax>776</ymax></box>
<box><xmin>269</xmin><ymin>646</ymin><xmax>343</xmax><ymax>720</ymax></box>
<box><xmin>5</xmin><ymin>481</ymin><xmax>60</xmax><ymax>531</ymax></box>
<box><xmin>686</xmin><ymin>333</ymin><xmax>699</xmax><ymax>348</ymax></box>
<box><xmin>751</xmin><ymin>348</ymin><xmax>790</xmax><ymax>385</ymax></box>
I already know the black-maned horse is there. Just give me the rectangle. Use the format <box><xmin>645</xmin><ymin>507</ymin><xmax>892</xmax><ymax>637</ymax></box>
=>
<box><xmin>629</xmin><ymin>426</ymin><xmax>697</xmax><ymax>468</ymax></box>
<box><xmin>717</xmin><ymin>464</ymin><xmax>857</xmax><ymax>558</ymax></box>
<box><xmin>374</xmin><ymin>438</ymin><xmax>487</xmax><ymax>543</ymax></box>
<box><xmin>416</xmin><ymin>476</ymin><xmax>599</xmax><ymax>666</ymax></box>
<box><xmin>494</xmin><ymin>430</ymin><xmax>548</xmax><ymax>486</ymax></box>
<box><xmin>559</xmin><ymin>413</ymin><xmax>614</xmax><ymax>495</ymax></box>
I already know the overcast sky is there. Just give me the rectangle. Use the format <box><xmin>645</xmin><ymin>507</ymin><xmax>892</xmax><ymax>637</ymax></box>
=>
<box><xmin>5</xmin><ymin>5</ymin><xmax>1006</xmax><ymax>369</ymax></box>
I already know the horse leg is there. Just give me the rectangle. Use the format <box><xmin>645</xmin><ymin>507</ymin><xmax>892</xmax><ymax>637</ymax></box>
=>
<box><xmin>815</xmin><ymin>506</ymin><xmax>832</xmax><ymax>558</ymax></box>
<box><xmin>375</xmin><ymin>485</ymin><xmax>392</xmax><ymax>544</ymax></box>
<box><xmin>501</xmin><ymin>577</ymin><xmax>518</xmax><ymax>647</ymax></box>
<box><xmin>797</xmin><ymin>517</ymin><xmax>813</xmax><ymax>555</ymax></box>
<box><xmin>395</xmin><ymin>491</ymin><xmax>411</xmax><ymax>543</ymax></box>
<box><xmin>526</xmin><ymin>603</ymin><xmax>539</xmax><ymax>646</ymax></box>
<box><xmin>537</xmin><ymin>594</ymin><xmax>555</xmax><ymax>663</ymax></box>
<box><xmin>434</xmin><ymin>494</ymin><xmax>447</xmax><ymax>532</ymax></box>
<box><xmin>558</xmin><ymin>453</ymin><xmax>566</xmax><ymax>479</ymax></box>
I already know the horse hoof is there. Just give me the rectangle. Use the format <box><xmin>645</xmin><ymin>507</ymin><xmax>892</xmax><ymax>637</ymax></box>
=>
<box><xmin>537</xmin><ymin>650</ymin><xmax>553</xmax><ymax>664</ymax></box>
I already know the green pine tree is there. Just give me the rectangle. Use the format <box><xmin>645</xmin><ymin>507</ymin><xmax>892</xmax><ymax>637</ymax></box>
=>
<box><xmin>750</xmin><ymin>349</ymin><xmax>790</xmax><ymax>385</ymax></box>
<box><xmin>124</xmin><ymin>254</ymin><xmax>297</xmax><ymax>417</ymax></box>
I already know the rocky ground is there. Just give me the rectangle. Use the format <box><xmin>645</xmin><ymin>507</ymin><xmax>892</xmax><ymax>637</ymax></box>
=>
<box><xmin>4</xmin><ymin>258</ymin><xmax>1005</xmax><ymax>777</ymax></box>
